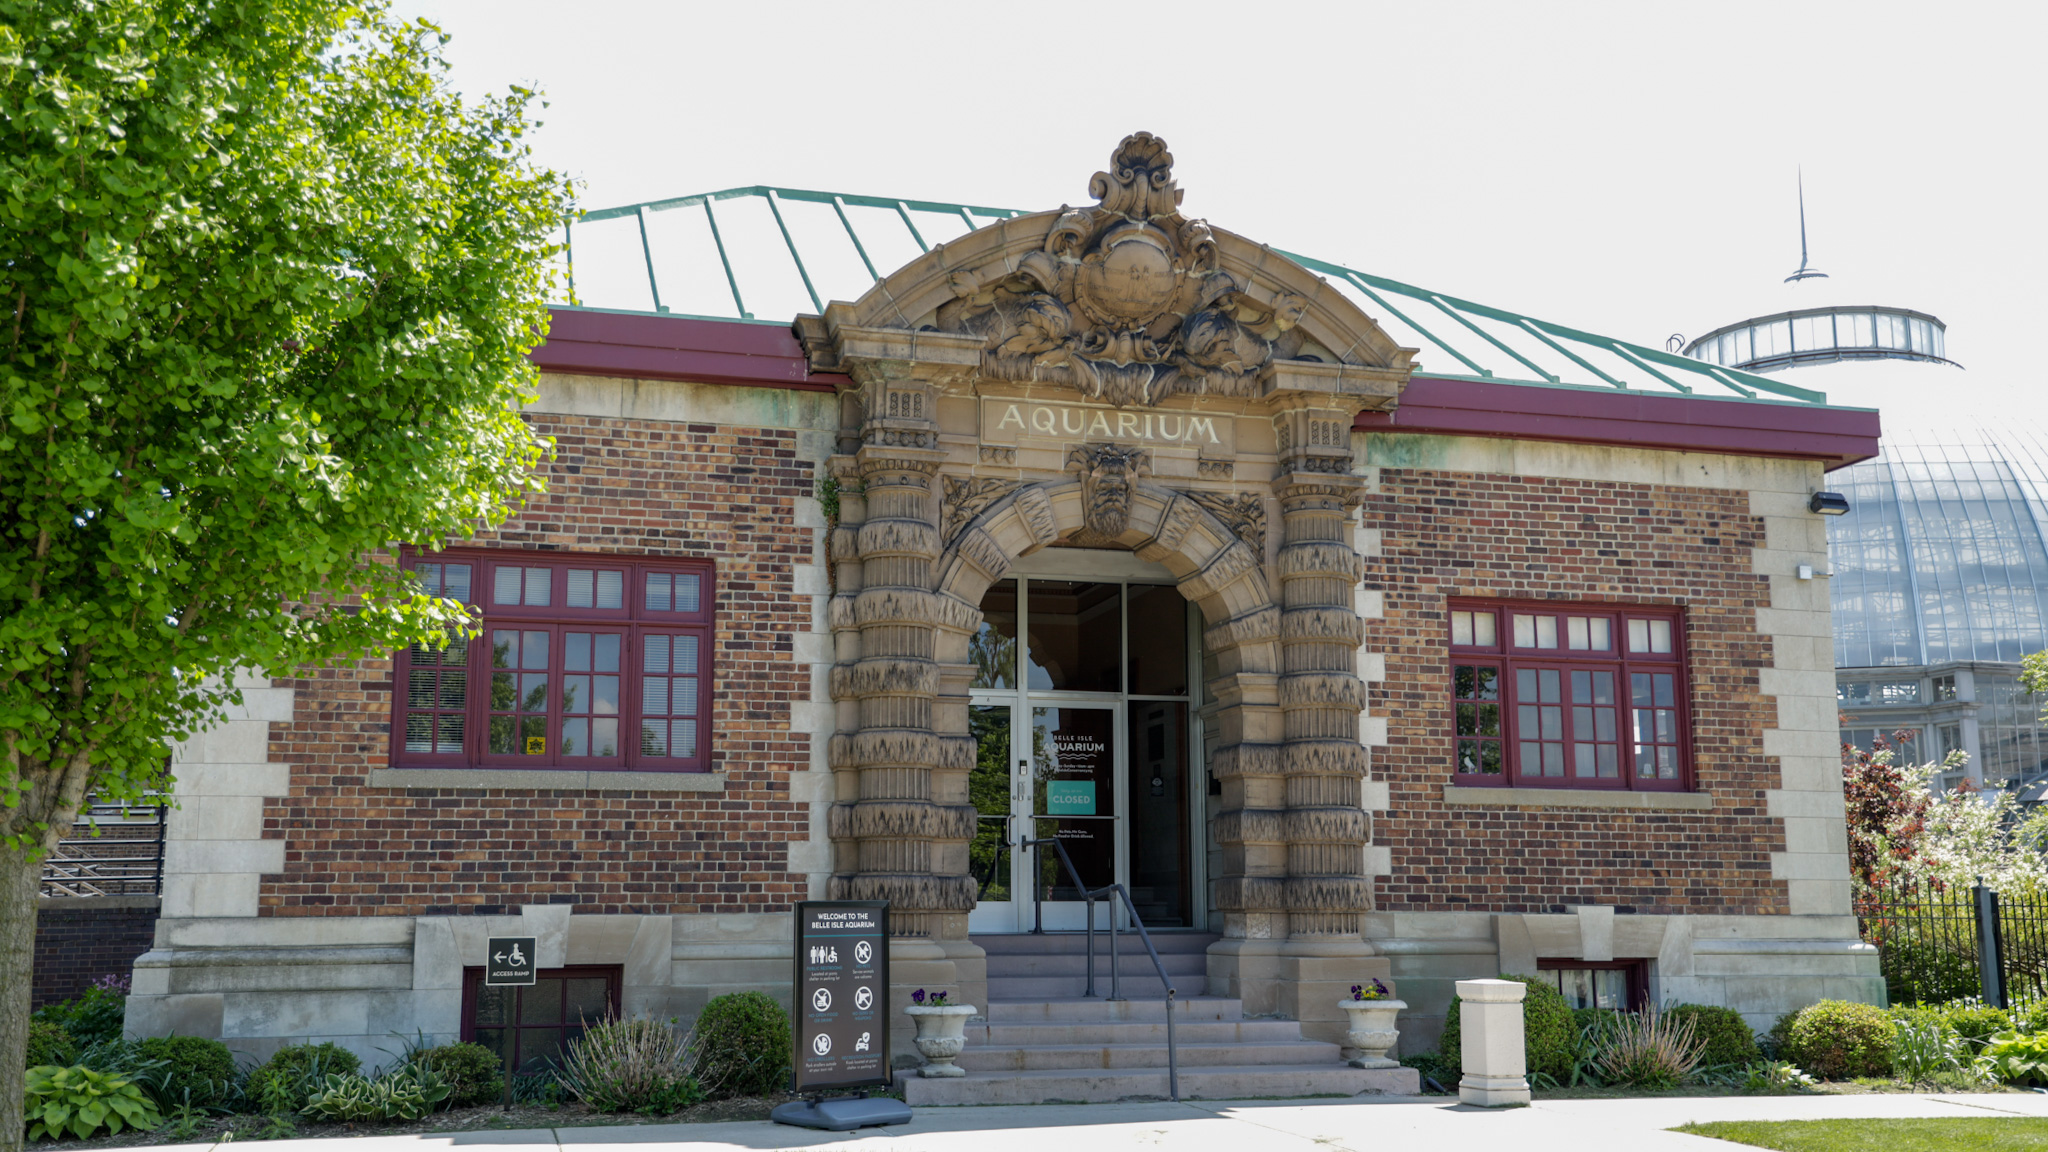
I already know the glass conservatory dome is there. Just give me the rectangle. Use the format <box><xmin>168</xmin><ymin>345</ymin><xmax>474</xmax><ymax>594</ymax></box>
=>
<box><xmin>1830</xmin><ymin>424</ymin><xmax>2048</xmax><ymax>669</ymax></box>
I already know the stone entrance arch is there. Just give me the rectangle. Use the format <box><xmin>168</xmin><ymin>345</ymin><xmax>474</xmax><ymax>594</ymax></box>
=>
<box><xmin>803</xmin><ymin>133</ymin><xmax>1416</xmax><ymax>1041</ymax></box>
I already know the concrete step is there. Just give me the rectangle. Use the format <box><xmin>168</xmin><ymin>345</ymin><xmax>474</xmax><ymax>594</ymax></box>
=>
<box><xmin>987</xmin><ymin>974</ymin><xmax>1204</xmax><ymax>998</ymax></box>
<box><xmin>982</xmin><ymin>996</ymin><xmax>1239</xmax><ymax>1023</ymax></box>
<box><xmin>974</xmin><ymin>1017</ymin><xmax>1307</xmax><ymax>1047</ymax></box>
<box><xmin>902</xmin><ymin>1063</ymin><xmax>1420</xmax><ymax>1105</ymax></box>
<box><xmin>973</xmin><ymin>932</ymin><xmax>1218</xmax><ymax>955</ymax></box>
<box><xmin>984</xmin><ymin>952</ymin><xmax>1208</xmax><ymax>978</ymax></box>
<box><xmin>958</xmin><ymin>1039</ymin><xmax>1343</xmax><ymax>1072</ymax></box>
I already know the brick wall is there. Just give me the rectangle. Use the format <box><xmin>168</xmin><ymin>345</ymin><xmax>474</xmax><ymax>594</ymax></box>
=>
<box><xmin>33</xmin><ymin>902</ymin><xmax>159</xmax><ymax>1008</ymax></box>
<box><xmin>1366</xmin><ymin>467</ymin><xmax>1788</xmax><ymax>917</ymax></box>
<box><xmin>259</xmin><ymin>413</ymin><xmax>816</xmax><ymax>917</ymax></box>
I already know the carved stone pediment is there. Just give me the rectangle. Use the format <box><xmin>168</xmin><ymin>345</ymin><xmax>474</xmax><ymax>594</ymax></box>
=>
<box><xmin>938</xmin><ymin>134</ymin><xmax>1310</xmax><ymax>408</ymax></box>
<box><xmin>805</xmin><ymin>132</ymin><xmax>1418</xmax><ymax>415</ymax></box>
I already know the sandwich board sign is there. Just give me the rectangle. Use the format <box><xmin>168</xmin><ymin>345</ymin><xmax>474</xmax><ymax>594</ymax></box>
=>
<box><xmin>486</xmin><ymin>936</ymin><xmax>536</xmax><ymax>986</ymax></box>
<box><xmin>789</xmin><ymin>901</ymin><xmax>890</xmax><ymax>1092</ymax></box>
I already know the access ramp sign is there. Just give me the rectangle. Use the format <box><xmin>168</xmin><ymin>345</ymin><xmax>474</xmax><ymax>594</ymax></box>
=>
<box><xmin>486</xmin><ymin>936</ymin><xmax>536</xmax><ymax>986</ymax></box>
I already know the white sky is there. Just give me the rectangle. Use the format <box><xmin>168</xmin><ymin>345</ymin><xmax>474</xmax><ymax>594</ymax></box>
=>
<box><xmin>399</xmin><ymin>0</ymin><xmax>2046</xmax><ymax>430</ymax></box>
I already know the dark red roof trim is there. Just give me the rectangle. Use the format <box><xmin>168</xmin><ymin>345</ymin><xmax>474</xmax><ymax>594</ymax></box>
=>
<box><xmin>529</xmin><ymin>308</ymin><xmax>846</xmax><ymax>392</ymax></box>
<box><xmin>531</xmin><ymin>311</ymin><xmax>1881</xmax><ymax>467</ymax></box>
<box><xmin>1355</xmin><ymin>376</ymin><xmax>1882</xmax><ymax>469</ymax></box>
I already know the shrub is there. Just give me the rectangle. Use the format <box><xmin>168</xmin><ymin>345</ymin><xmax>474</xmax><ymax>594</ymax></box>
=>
<box><xmin>412</xmin><ymin>1042</ymin><xmax>504</xmax><ymax>1107</ymax></box>
<box><xmin>24</xmin><ymin>1065</ymin><xmax>164</xmax><ymax>1141</ymax></box>
<box><xmin>33</xmin><ymin>984</ymin><xmax>129</xmax><ymax>1047</ymax></box>
<box><xmin>27</xmin><ymin>1021</ymin><xmax>77</xmax><ymax>1070</ymax></box>
<box><xmin>2017</xmin><ymin>1002</ymin><xmax>2048</xmax><ymax>1035</ymax></box>
<box><xmin>136</xmin><ymin>1035</ymin><xmax>238</xmax><ymax>1109</ymax></box>
<box><xmin>1939</xmin><ymin>1000</ymin><xmax>2011</xmax><ymax>1047</ymax></box>
<box><xmin>1438</xmin><ymin>975</ymin><xmax>1579</xmax><ymax>1085</ymax></box>
<box><xmin>1781</xmin><ymin>1000</ymin><xmax>1895</xmax><ymax>1079</ymax></box>
<box><xmin>1763</xmin><ymin>1009</ymin><xmax>1802</xmax><ymax>1059</ymax></box>
<box><xmin>1398</xmin><ymin>1051</ymin><xmax>1456</xmax><ymax>1092</ymax></box>
<box><xmin>1984</xmin><ymin>1029</ymin><xmax>2048</xmax><ymax>1085</ymax></box>
<box><xmin>1878</xmin><ymin>939</ymin><xmax>1982</xmax><ymax>1006</ymax></box>
<box><xmin>1664</xmin><ymin>1004</ymin><xmax>1760</xmax><ymax>1068</ymax></box>
<box><xmin>693</xmin><ymin>992</ymin><xmax>790</xmax><ymax>1099</ymax></box>
<box><xmin>248</xmin><ymin>1042</ymin><xmax>362</xmax><ymax>1114</ymax></box>
<box><xmin>301</xmin><ymin>1065</ymin><xmax>451</xmax><ymax>1122</ymax></box>
<box><xmin>1589</xmin><ymin>1008</ymin><xmax>1707</xmax><ymax>1088</ymax></box>
<box><xmin>559</xmin><ymin>1016</ymin><xmax>702</xmax><ymax>1114</ymax></box>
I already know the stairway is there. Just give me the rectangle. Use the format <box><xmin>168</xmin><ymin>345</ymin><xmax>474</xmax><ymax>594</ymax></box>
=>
<box><xmin>901</xmin><ymin>933</ymin><xmax>1420</xmax><ymax>1105</ymax></box>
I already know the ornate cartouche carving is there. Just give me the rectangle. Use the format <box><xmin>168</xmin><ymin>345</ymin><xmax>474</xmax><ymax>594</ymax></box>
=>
<box><xmin>1186</xmin><ymin>490</ymin><xmax>1267</xmax><ymax>553</ymax></box>
<box><xmin>942</xmin><ymin>133</ymin><xmax>1309</xmax><ymax>408</ymax></box>
<box><xmin>1066</xmin><ymin>442</ymin><xmax>1150</xmax><ymax>539</ymax></box>
<box><xmin>941</xmin><ymin>476</ymin><xmax>1024</xmax><ymax>543</ymax></box>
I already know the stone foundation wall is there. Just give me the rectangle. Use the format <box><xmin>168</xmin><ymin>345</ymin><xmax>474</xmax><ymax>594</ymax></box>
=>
<box><xmin>1373</xmin><ymin>909</ymin><xmax>1881</xmax><ymax>1055</ymax></box>
<box><xmin>127</xmin><ymin>908</ymin><xmax>795</xmax><ymax>1064</ymax></box>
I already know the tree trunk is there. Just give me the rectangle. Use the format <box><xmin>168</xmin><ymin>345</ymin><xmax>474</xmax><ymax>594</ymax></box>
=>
<box><xmin>1</xmin><ymin>845</ymin><xmax>43</xmax><ymax>1152</ymax></box>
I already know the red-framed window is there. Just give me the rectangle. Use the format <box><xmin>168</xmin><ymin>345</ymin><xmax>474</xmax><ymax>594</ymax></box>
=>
<box><xmin>393</xmin><ymin>550</ymin><xmax>715</xmax><ymax>772</ymax></box>
<box><xmin>461</xmin><ymin>965</ymin><xmax>622</xmax><ymax>1074</ymax></box>
<box><xmin>1448</xmin><ymin>599</ymin><xmax>1689</xmax><ymax>791</ymax></box>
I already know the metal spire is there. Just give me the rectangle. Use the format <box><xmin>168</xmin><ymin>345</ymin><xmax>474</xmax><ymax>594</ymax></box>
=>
<box><xmin>1785</xmin><ymin>169</ymin><xmax>1829</xmax><ymax>283</ymax></box>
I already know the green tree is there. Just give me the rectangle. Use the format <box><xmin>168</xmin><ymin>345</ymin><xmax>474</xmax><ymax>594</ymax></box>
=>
<box><xmin>2024</xmin><ymin>652</ymin><xmax>2048</xmax><ymax>723</ymax></box>
<box><xmin>0</xmin><ymin>4</ymin><xmax>572</xmax><ymax>1146</ymax></box>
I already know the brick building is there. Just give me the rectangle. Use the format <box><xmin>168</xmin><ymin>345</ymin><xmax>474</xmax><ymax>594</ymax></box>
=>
<box><xmin>124</xmin><ymin>135</ymin><xmax>1884</xmax><ymax>1099</ymax></box>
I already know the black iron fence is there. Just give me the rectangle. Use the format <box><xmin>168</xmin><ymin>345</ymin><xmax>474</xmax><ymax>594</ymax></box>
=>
<box><xmin>1857</xmin><ymin>879</ymin><xmax>2048</xmax><ymax>1008</ymax></box>
<box><xmin>38</xmin><ymin>796</ymin><xmax>167</xmax><ymax>899</ymax></box>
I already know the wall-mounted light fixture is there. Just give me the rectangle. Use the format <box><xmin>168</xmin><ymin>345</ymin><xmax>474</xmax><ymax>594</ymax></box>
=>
<box><xmin>1808</xmin><ymin>492</ymin><xmax>1851</xmax><ymax>516</ymax></box>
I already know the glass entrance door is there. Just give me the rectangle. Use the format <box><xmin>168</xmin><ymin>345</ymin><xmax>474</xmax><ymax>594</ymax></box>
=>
<box><xmin>967</xmin><ymin>573</ymin><xmax>1199</xmax><ymax>932</ymax></box>
<box><xmin>1029</xmin><ymin>703</ymin><xmax>1119</xmax><ymax>931</ymax></box>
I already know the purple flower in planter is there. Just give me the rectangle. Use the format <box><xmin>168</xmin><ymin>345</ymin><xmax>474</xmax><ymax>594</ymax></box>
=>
<box><xmin>912</xmin><ymin>989</ymin><xmax>926</xmax><ymax>1005</ymax></box>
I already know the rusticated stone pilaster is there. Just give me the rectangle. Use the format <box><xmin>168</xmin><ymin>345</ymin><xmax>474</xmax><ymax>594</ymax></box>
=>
<box><xmin>825</xmin><ymin>374</ymin><xmax>973</xmax><ymax>940</ymax></box>
<box><xmin>1272</xmin><ymin>469</ymin><xmax>1372</xmax><ymax>940</ymax></box>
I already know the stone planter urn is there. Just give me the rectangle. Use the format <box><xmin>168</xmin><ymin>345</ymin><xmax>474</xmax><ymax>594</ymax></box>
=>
<box><xmin>1338</xmin><ymin>998</ymin><xmax>1406</xmax><ymax>1069</ymax></box>
<box><xmin>905</xmin><ymin>1004</ymin><xmax>977</xmax><ymax>1077</ymax></box>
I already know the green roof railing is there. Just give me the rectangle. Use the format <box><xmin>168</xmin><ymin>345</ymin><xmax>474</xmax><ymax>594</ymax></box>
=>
<box><xmin>558</xmin><ymin>186</ymin><xmax>1826</xmax><ymax>406</ymax></box>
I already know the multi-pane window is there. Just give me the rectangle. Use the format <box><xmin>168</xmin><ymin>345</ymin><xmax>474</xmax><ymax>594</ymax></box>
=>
<box><xmin>1449</xmin><ymin>599</ymin><xmax>1688</xmax><ymax>790</ymax></box>
<box><xmin>463</xmin><ymin>966</ymin><xmax>620</xmax><ymax>1075</ymax></box>
<box><xmin>393</xmin><ymin>551</ymin><xmax>714</xmax><ymax>772</ymax></box>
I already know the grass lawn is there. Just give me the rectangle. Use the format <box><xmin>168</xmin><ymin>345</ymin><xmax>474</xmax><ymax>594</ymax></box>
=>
<box><xmin>1675</xmin><ymin>1117</ymin><xmax>2048</xmax><ymax>1150</ymax></box>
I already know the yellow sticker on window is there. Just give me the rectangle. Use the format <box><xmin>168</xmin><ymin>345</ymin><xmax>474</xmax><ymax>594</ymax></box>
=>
<box><xmin>525</xmin><ymin>736</ymin><xmax>546</xmax><ymax>755</ymax></box>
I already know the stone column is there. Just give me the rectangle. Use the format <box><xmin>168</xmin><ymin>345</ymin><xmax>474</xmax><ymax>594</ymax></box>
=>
<box><xmin>1270</xmin><ymin>406</ymin><xmax>1387</xmax><ymax>1042</ymax></box>
<box><xmin>825</xmin><ymin>379</ymin><xmax>981</xmax><ymax>926</ymax></box>
<box><xmin>1456</xmin><ymin>978</ymin><xmax>1532</xmax><ymax>1106</ymax></box>
<box><xmin>824</xmin><ymin>374</ymin><xmax>978</xmax><ymax>1057</ymax></box>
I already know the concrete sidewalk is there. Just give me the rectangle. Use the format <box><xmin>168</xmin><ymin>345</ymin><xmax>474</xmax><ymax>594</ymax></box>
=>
<box><xmin>120</xmin><ymin>1091</ymin><xmax>2048</xmax><ymax>1152</ymax></box>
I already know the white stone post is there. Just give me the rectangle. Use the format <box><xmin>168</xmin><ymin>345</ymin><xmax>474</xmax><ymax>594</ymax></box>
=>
<box><xmin>1456</xmin><ymin>978</ymin><xmax>1531</xmax><ymax>1107</ymax></box>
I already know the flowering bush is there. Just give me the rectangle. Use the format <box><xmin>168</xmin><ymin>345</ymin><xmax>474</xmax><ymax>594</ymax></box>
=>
<box><xmin>1349</xmin><ymin>980</ymin><xmax>1391</xmax><ymax>1002</ymax></box>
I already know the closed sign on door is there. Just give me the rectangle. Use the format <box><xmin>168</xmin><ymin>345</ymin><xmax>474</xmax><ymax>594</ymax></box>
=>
<box><xmin>1045</xmin><ymin>780</ymin><xmax>1096</xmax><ymax>815</ymax></box>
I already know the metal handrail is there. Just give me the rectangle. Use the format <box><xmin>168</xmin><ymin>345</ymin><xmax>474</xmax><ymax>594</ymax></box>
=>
<box><xmin>1020</xmin><ymin>836</ymin><xmax>1180</xmax><ymax>1101</ymax></box>
<box><xmin>39</xmin><ymin>795</ymin><xmax>167</xmax><ymax>898</ymax></box>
